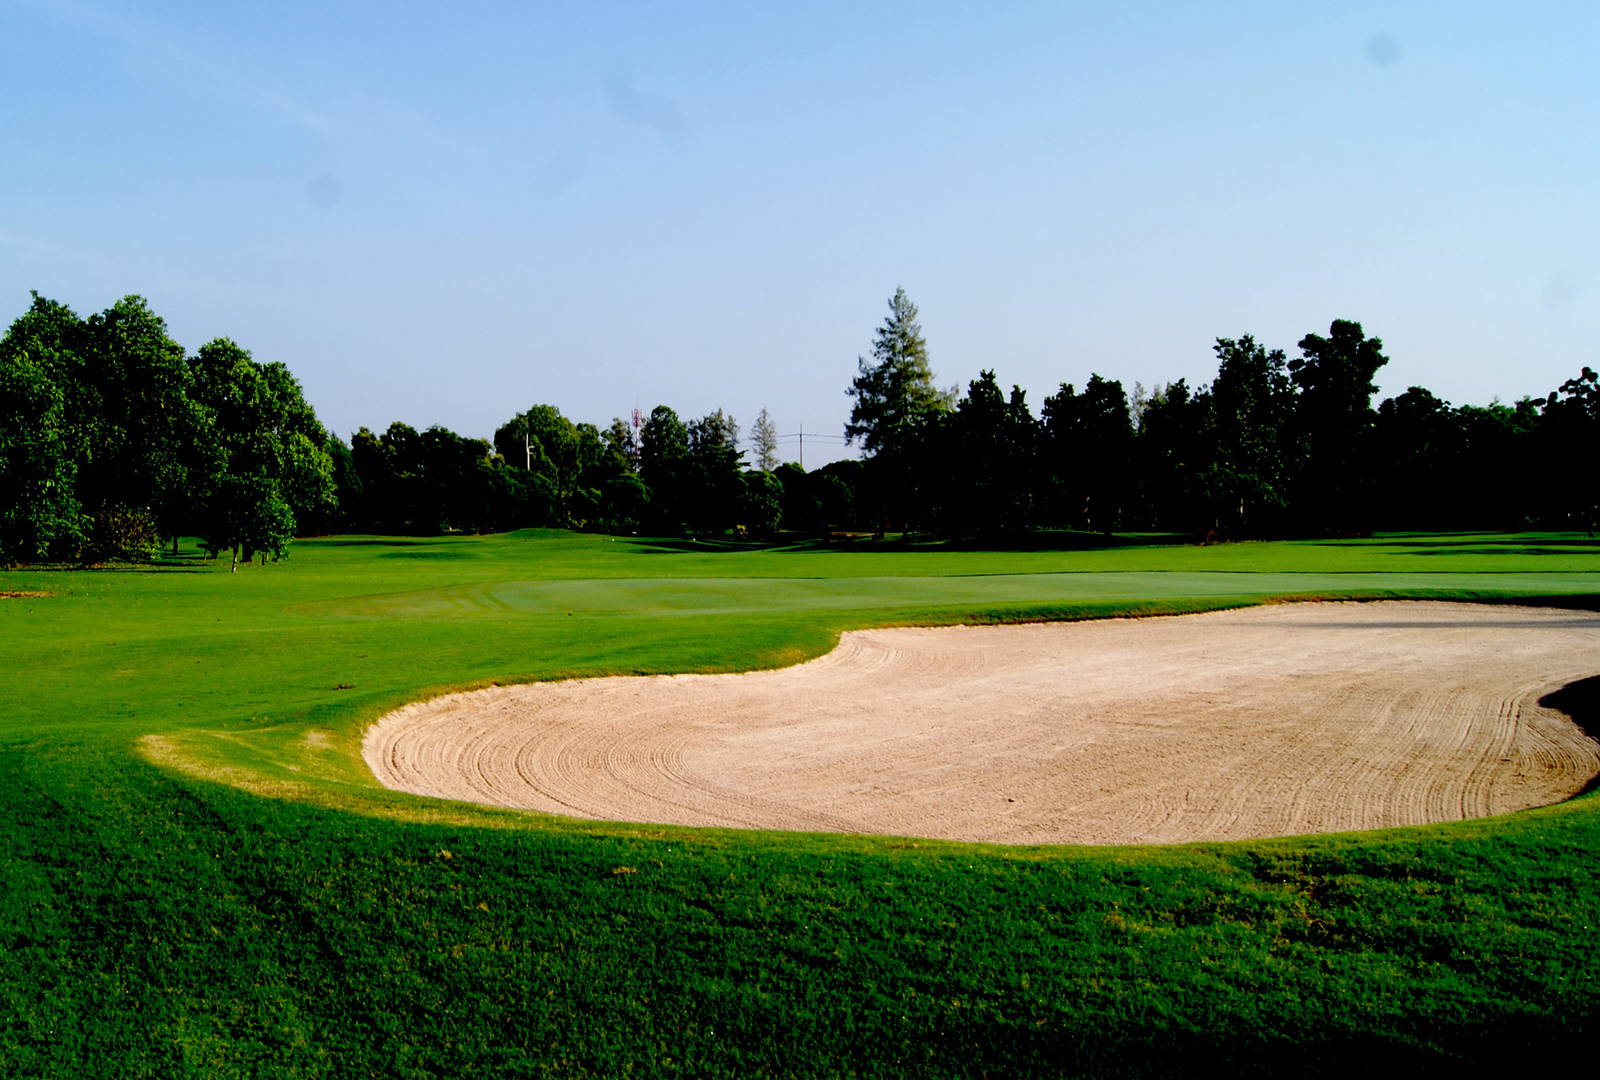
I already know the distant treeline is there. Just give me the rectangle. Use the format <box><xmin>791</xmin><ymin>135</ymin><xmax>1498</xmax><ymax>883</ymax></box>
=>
<box><xmin>3</xmin><ymin>289</ymin><xmax>1597</xmax><ymax>565</ymax></box>
<box><xmin>841</xmin><ymin>290</ymin><xmax>1600</xmax><ymax>539</ymax></box>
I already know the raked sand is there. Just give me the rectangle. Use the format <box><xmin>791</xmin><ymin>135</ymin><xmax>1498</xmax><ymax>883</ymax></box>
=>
<box><xmin>363</xmin><ymin>602</ymin><xmax>1600</xmax><ymax>845</ymax></box>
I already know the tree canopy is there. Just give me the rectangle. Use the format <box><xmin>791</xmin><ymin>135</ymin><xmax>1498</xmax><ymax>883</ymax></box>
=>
<box><xmin>7</xmin><ymin>289</ymin><xmax>1599</xmax><ymax>557</ymax></box>
<box><xmin>0</xmin><ymin>294</ymin><xmax>339</xmax><ymax>567</ymax></box>
<box><xmin>845</xmin><ymin>287</ymin><xmax>947</xmax><ymax>459</ymax></box>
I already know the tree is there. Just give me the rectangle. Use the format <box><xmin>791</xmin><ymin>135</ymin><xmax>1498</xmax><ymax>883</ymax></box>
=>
<box><xmin>495</xmin><ymin>405</ymin><xmax>586</xmax><ymax>526</ymax></box>
<box><xmin>639</xmin><ymin>405</ymin><xmax>689</xmax><ymax>531</ymax></box>
<box><xmin>1539</xmin><ymin>366</ymin><xmax>1600</xmax><ymax>530</ymax></box>
<box><xmin>78</xmin><ymin>296</ymin><xmax>199</xmax><ymax>558</ymax></box>
<box><xmin>1</xmin><ymin>293</ymin><xmax>210</xmax><ymax>562</ymax></box>
<box><xmin>772</xmin><ymin>462</ymin><xmax>816</xmax><ymax>532</ymax></box>
<box><xmin>1455</xmin><ymin>398</ymin><xmax>1540</xmax><ymax>527</ymax></box>
<box><xmin>0</xmin><ymin>351</ymin><xmax>83</xmax><ymax>563</ymax></box>
<box><xmin>845</xmin><ymin>287</ymin><xmax>950</xmax><ymax>533</ymax></box>
<box><xmin>580</xmin><ymin>421</ymin><xmax>647</xmax><ymax>533</ymax></box>
<box><xmin>0</xmin><ymin>295</ymin><xmax>87</xmax><ymax>562</ymax></box>
<box><xmin>1040</xmin><ymin>375</ymin><xmax>1134</xmax><ymax>532</ymax></box>
<box><xmin>415</xmin><ymin>426</ymin><xmax>499</xmax><ymax>533</ymax></box>
<box><xmin>349</xmin><ymin>425</ymin><xmax>400</xmax><ymax>530</ymax></box>
<box><xmin>750</xmin><ymin>407</ymin><xmax>780</xmax><ymax>472</ymax></box>
<box><xmin>188</xmin><ymin>339</ymin><xmax>334</xmax><ymax>570</ymax></box>
<box><xmin>1373</xmin><ymin>386</ymin><xmax>1462</xmax><ymax>529</ymax></box>
<box><xmin>1136</xmin><ymin>379</ymin><xmax>1215</xmax><ymax>531</ymax></box>
<box><xmin>845</xmin><ymin>287</ymin><xmax>945</xmax><ymax>457</ymax></box>
<box><xmin>739</xmin><ymin>470</ymin><xmax>783</xmax><ymax>536</ymax></box>
<box><xmin>1208</xmin><ymin>334</ymin><xmax>1294</xmax><ymax>533</ymax></box>
<box><xmin>946</xmin><ymin>370</ymin><xmax>1038</xmax><ymax>536</ymax></box>
<box><xmin>811</xmin><ymin>460</ymin><xmax>863</xmax><ymax>530</ymax></box>
<box><xmin>1289</xmin><ymin>319</ymin><xmax>1388</xmax><ymax>533</ymax></box>
<box><xmin>686</xmin><ymin>409</ymin><xmax>743</xmax><ymax>533</ymax></box>
<box><xmin>321</xmin><ymin>434</ymin><xmax>362</xmax><ymax>533</ymax></box>
<box><xmin>0</xmin><ymin>293</ymin><xmax>334</xmax><ymax>565</ymax></box>
<box><xmin>603</xmin><ymin>417</ymin><xmax>640</xmax><ymax>473</ymax></box>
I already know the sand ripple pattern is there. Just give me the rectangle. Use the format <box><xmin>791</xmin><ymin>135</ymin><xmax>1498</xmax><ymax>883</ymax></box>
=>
<box><xmin>363</xmin><ymin>602</ymin><xmax>1600</xmax><ymax>845</ymax></box>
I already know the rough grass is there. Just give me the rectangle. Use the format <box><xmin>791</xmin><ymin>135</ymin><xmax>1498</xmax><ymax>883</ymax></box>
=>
<box><xmin>3</xmin><ymin>529</ymin><xmax>1600</xmax><ymax>1077</ymax></box>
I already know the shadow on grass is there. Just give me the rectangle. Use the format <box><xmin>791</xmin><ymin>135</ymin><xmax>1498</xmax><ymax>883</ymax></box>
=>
<box><xmin>1316</xmin><ymin>533</ymin><xmax>1600</xmax><ymax>551</ymax></box>
<box><xmin>297</xmin><ymin>538</ymin><xmax>446</xmax><ymax>548</ymax></box>
<box><xmin>621</xmin><ymin>530</ymin><xmax>1200</xmax><ymax>556</ymax></box>
<box><xmin>2</xmin><ymin>559</ymin><xmax>209</xmax><ymax>574</ymax></box>
<box><xmin>936</xmin><ymin>530</ymin><xmax>1196</xmax><ymax>552</ymax></box>
<box><xmin>375</xmin><ymin>549</ymin><xmax>478</xmax><ymax>560</ymax></box>
<box><xmin>621</xmin><ymin>537</ymin><xmax>798</xmax><ymax>555</ymax></box>
<box><xmin>1405</xmin><ymin>546</ymin><xmax>1600</xmax><ymax>557</ymax></box>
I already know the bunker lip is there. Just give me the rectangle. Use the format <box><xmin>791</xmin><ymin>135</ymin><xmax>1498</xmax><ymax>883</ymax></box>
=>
<box><xmin>363</xmin><ymin>601</ymin><xmax>1600</xmax><ymax>846</ymax></box>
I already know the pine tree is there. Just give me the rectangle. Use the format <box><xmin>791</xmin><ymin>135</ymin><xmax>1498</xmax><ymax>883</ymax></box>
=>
<box><xmin>750</xmin><ymin>407</ymin><xmax>780</xmax><ymax>472</ymax></box>
<box><xmin>844</xmin><ymin>287</ymin><xmax>945</xmax><ymax>458</ymax></box>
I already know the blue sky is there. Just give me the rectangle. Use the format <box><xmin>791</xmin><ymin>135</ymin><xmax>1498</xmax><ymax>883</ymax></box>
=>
<box><xmin>6</xmin><ymin>1</ymin><xmax>1597</xmax><ymax>465</ymax></box>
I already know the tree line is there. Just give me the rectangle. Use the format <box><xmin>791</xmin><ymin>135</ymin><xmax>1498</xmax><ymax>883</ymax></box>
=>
<box><xmin>0</xmin><ymin>293</ymin><xmax>333</xmax><ymax>568</ymax></box>
<box><xmin>844</xmin><ymin>288</ymin><xmax>1599</xmax><ymax>539</ymax></box>
<box><xmin>333</xmin><ymin>403</ymin><xmax>861</xmax><ymax>540</ymax></box>
<box><xmin>0</xmin><ymin>292</ymin><xmax>860</xmax><ymax>564</ymax></box>
<box><xmin>3</xmin><ymin>289</ymin><xmax>1597</xmax><ymax>567</ymax></box>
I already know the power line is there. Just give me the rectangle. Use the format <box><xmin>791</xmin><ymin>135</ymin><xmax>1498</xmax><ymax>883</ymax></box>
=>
<box><xmin>740</xmin><ymin>424</ymin><xmax>855</xmax><ymax>468</ymax></box>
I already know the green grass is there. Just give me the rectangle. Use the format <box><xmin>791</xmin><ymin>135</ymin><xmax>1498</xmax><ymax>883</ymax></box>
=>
<box><xmin>4</xmin><ymin>529</ymin><xmax>1600</xmax><ymax>1077</ymax></box>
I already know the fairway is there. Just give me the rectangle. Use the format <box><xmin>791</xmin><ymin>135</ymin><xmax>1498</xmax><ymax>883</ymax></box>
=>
<box><xmin>366</xmin><ymin>601</ymin><xmax>1600</xmax><ymax>844</ymax></box>
<box><xmin>6</xmin><ymin>530</ymin><xmax>1600</xmax><ymax>1077</ymax></box>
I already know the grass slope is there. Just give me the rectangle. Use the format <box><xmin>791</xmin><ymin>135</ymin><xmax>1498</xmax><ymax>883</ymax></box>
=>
<box><xmin>3</xmin><ymin>530</ymin><xmax>1599</xmax><ymax>1077</ymax></box>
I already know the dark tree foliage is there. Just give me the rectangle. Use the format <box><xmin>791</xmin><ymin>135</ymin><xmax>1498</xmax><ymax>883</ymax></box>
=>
<box><xmin>11</xmin><ymin>289</ymin><xmax>1599</xmax><ymax>554</ymax></box>
<box><xmin>325</xmin><ymin>314</ymin><xmax>1600</xmax><ymax>544</ymax></box>
<box><xmin>1539</xmin><ymin>367</ymin><xmax>1600</xmax><ymax>531</ymax></box>
<box><xmin>494</xmin><ymin>405</ymin><xmax>585</xmax><ymax>526</ymax></box>
<box><xmin>1372</xmin><ymin>387</ymin><xmax>1465</xmax><ymax>530</ymax></box>
<box><xmin>773</xmin><ymin>462</ymin><xmax>815</xmax><ymax>531</ymax></box>
<box><xmin>846</xmin><ymin>288</ymin><xmax>951</xmax><ymax>534</ymax></box>
<box><xmin>416</xmin><ymin>426</ymin><xmax>501</xmax><ymax>533</ymax></box>
<box><xmin>1041</xmin><ymin>375</ymin><xmax>1134</xmax><ymax>533</ymax></box>
<box><xmin>739</xmin><ymin>470</ymin><xmax>783</xmax><ymax>537</ymax></box>
<box><xmin>188</xmin><ymin>339</ymin><xmax>334</xmax><ymax>569</ymax></box>
<box><xmin>318</xmin><ymin>435</ymin><xmax>362</xmax><ymax>534</ymax></box>
<box><xmin>0</xmin><ymin>296</ymin><xmax>86</xmax><ymax>561</ymax></box>
<box><xmin>602</xmin><ymin>418</ymin><xmax>640</xmax><ymax>473</ymax></box>
<box><xmin>1209</xmin><ymin>335</ymin><xmax>1294</xmax><ymax>534</ymax></box>
<box><xmin>945</xmin><ymin>371</ymin><xmax>1038</xmax><ymax>536</ymax></box>
<box><xmin>1288</xmin><ymin>320</ymin><xmax>1389</xmax><ymax>533</ymax></box>
<box><xmin>639</xmin><ymin>405</ymin><xmax>690</xmax><ymax>532</ymax></box>
<box><xmin>685</xmin><ymin>410</ymin><xmax>744</xmax><ymax>534</ymax></box>
<box><xmin>345</xmin><ymin>422</ymin><xmax>515</xmax><ymax>535</ymax></box>
<box><xmin>1453</xmin><ymin>399</ymin><xmax>1541</xmax><ymax>527</ymax></box>
<box><xmin>1135</xmin><ymin>379</ymin><xmax>1213</xmax><ymax>532</ymax></box>
<box><xmin>809</xmin><ymin>460</ymin><xmax>864</xmax><ymax>531</ymax></box>
<box><xmin>0</xmin><ymin>293</ymin><xmax>336</xmax><ymax>566</ymax></box>
<box><xmin>845</xmin><ymin>287</ymin><xmax>943</xmax><ymax>458</ymax></box>
<box><xmin>77</xmin><ymin>297</ymin><xmax>200</xmax><ymax>557</ymax></box>
<box><xmin>811</xmin><ymin>305</ymin><xmax>1593</xmax><ymax>543</ymax></box>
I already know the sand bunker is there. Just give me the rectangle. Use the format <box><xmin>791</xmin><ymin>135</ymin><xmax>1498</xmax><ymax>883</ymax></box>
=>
<box><xmin>364</xmin><ymin>602</ymin><xmax>1600</xmax><ymax>845</ymax></box>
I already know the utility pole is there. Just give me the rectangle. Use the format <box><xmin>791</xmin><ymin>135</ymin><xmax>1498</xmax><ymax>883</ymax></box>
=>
<box><xmin>797</xmin><ymin>422</ymin><xmax>804</xmax><ymax>469</ymax></box>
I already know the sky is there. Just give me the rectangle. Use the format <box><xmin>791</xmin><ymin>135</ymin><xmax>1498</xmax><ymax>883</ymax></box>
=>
<box><xmin>5</xmin><ymin>1</ymin><xmax>1598</xmax><ymax>467</ymax></box>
